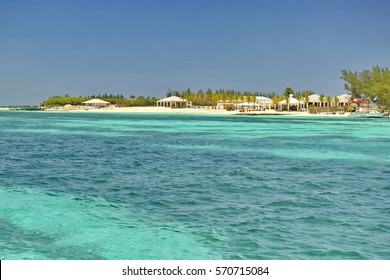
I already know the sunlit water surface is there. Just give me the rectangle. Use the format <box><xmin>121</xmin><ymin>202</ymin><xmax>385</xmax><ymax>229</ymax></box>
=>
<box><xmin>0</xmin><ymin>111</ymin><xmax>389</xmax><ymax>259</ymax></box>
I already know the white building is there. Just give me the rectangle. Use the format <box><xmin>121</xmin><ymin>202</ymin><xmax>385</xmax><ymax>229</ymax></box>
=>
<box><xmin>82</xmin><ymin>99</ymin><xmax>110</xmax><ymax>108</ymax></box>
<box><xmin>156</xmin><ymin>96</ymin><xmax>191</xmax><ymax>108</ymax></box>
<box><xmin>256</xmin><ymin>96</ymin><xmax>273</xmax><ymax>110</ymax></box>
<box><xmin>336</xmin><ymin>94</ymin><xmax>352</xmax><ymax>106</ymax></box>
<box><xmin>278</xmin><ymin>95</ymin><xmax>305</xmax><ymax>111</ymax></box>
<box><xmin>308</xmin><ymin>94</ymin><xmax>322</xmax><ymax>107</ymax></box>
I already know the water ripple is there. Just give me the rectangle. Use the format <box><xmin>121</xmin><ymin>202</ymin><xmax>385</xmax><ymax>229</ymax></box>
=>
<box><xmin>1</xmin><ymin>112</ymin><xmax>390</xmax><ymax>259</ymax></box>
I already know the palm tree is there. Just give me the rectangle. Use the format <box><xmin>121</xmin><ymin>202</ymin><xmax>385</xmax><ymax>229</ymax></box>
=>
<box><xmin>228</xmin><ymin>94</ymin><xmax>235</xmax><ymax>109</ymax></box>
<box><xmin>326</xmin><ymin>96</ymin><xmax>332</xmax><ymax>108</ymax></box>
<box><xmin>221</xmin><ymin>92</ymin><xmax>227</xmax><ymax>104</ymax></box>
<box><xmin>304</xmin><ymin>95</ymin><xmax>310</xmax><ymax>110</ymax></box>
<box><xmin>285</xmin><ymin>94</ymin><xmax>290</xmax><ymax>111</ymax></box>
<box><xmin>206</xmin><ymin>89</ymin><xmax>213</xmax><ymax>107</ymax></box>
<box><xmin>334</xmin><ymin>96</ymin><xmax>339</xmax><ymax>107</ymax></box>
<box><xmin>238</xmin><ymin>94</ymin><xmax>244</xmax><ymax>110</ymax></box>
<box><xmin>284</xmin><ymin>87</ymin><xmax>294</xmax><ymax>98</ymax></box>
<box><xmin>183</xmin><ymin>92</ymin><xmax>194</xmax><ymax>107</ymax></box>
<box><xmin>319</xmin><ymin>94</ymin><xmax>325</xmax><ymax>107</ymax></box>
<box><xmin>296</xmin><ymin>94</ymin><xmax>302</xmax><ymax>111</ymax></box>
<box><xmin>283</xmin><ymin>88</ymin><xmax>293</xmax><ymax>110</ymax></box>
<box><xmin>196</xmin><ymin>91</ymin><xmax>203</xmax><ymax>107</ymax></box>
<box><xmin>272</xmin><ymin>95</ymin><xmax>283</xmax><ymax>110</ymax></box>
<box><xmin>251</xmin><ymin>94</ymin><xmax>257</xmax><ymax>110</ymax></box>
<box><xmin>211</xmin><ymin>94</ymin><xmax>220</xmax><ymax>109</ymax></box>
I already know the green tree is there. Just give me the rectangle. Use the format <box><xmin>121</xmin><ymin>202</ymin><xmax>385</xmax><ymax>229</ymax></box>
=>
<box><xmin>370</xmin><ymin>66</ymin><xmax>390</xmax><ymax>111</ymax></box>
<box><xmin>272</xmin><ymin>95</ymin><xmax>283</xmax><ymax>110</ymax></box>
<box><xmin>250</xmin><ymin>94</ymin><xmax>257</xmax><ymax>110</ymax></box>
<box><xmin>284</xmin><ymin>87</ymin><xmax>294</xmax><ymax>98</ymax></box>
<box><xmin>319</xmin><ymin>94</ymin><xmax>325</xmax><ymax>107</ymax></box>
<box><xmin>326</xmin><ymin>96</ymin><xmax>332</xmax><ymax>107</ymax></box>
<box><xmin>303</xmin><ymin>91</ymin><xmax>312</xmax><ymax>111</ymax></box>
<box><xmin>287</xmin><ymin>95</ymin><xmax>291</xmax><ymax>111</ymax></box>
<box><xmin>341</xmin><ymin>70</ymin><xmax>364</xmax><ymax>99</ymax></box>
<box><xmin>295</xmin><ymin>94</ymin><xmax>302</xmax><ymax>111</ymax></box>
<box><xmin>334</xmin><ymin>96</ymin><xmax>339</xmax><ymax>107</ymax></box>
<box><xmin>341</xmin><ymin>66</ymin><xmax>390</xmax><ymax>111</ymax></box>
<box><xmin>211</xmin><ymin>93</ymin><xmax>220</xmax><ymax>109</ymax></box>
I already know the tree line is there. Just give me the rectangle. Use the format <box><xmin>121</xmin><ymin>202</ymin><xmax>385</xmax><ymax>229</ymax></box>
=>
<box><xmin>42</xmin><ymin>65</ymin><xmax>389</xmax><ymax>109</ymax></box>
<box><xmin>166</xmin><ymin>88</ymin><xmax>334</xmax><ymax>108</ymax></box>
<box><xmin>341</xmin><ymin>66</ymin><xmax>390</xmax><ymax>109</ymax></box>
<box><xmin>42</xmin><ymin>94</ymin><xmax>158</xmax><ymax>107</ymax></box>
<box><xmin>44</xmin><ymin>89</ymin><xmax>335</xmax><ymax>109</ymax></box>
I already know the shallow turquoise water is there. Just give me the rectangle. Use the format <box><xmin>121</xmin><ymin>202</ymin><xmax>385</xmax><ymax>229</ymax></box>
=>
<box><xmin>0</xmin><ymin>111</ymin><xmax>389</xmax><ymax>259</ymax></box>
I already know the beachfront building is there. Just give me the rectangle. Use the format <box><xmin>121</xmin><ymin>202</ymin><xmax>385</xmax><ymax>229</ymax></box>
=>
<box><xmin>216</xmin><ymin>100</ymin><xmax>232</xmax><ymax>110</ymax></box>
<box><xmin>336</xmin><ymin>94</ymin><xmax>352</xmax><ymax>107</ymax></box>
<box><xmin>278</xmin><ymin>95</ymin><xmax>305</xmax><ymax>111</ymax></box>
<box><xmin>217</xmin><ymin>96</ymin><xmax>273</xmax><ymax>111</ymax></box>
<box><xmin>307</xmin><ymin>93</ymin><xmax>352</xmax><ymax>107</ymax></box>
<box><xmin>82</xmin><ymin>98</ymin><xmax>110</xmax><ymax>108</ymax></box>
<box><xmin>308</xmin><ymin>94</ymin><xmax>322</xmax><ymax>107</ymax></box>
<box><xmin>156</xmin><ymin>96</ymin><xmax>191</xmax><ymax>108</ymax></box>
<box><xmin>307</xmin><ymin>94</ymin><xmax>334</xmax><ymax>107</ymax></box>
<box><xmin>235</xmin><ymin>101</ymin><xmax>253</xmax><ymax>111</ymax></box>
<box><xmin>256</xmin><ymin>96</ymin><xmax>273</xmax><ymax>110</ymax></box>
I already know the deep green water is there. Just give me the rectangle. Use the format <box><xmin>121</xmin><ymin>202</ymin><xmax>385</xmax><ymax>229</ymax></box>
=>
<box><xmin>0</xmin><ymin>111</ymin><xmax>389</xmax><ymax>260</ymax></box>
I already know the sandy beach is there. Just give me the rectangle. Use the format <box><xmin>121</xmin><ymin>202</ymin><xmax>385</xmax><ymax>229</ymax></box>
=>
<box><xmin>1</xmin><ymin>105</ymin><xmax>352</xmax><ymax>117</ymax></box>
<box><xmin>40</xmin><ymin>105</ymin><xmax>351</xmax><ymax>116</ymax></box>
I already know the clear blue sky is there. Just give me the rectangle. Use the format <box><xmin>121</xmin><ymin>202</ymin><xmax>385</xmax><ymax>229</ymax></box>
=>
<box><xmin>1</xmin><ymin>0</ymin><xmax>389</xmax><ymax>105</ymax></box>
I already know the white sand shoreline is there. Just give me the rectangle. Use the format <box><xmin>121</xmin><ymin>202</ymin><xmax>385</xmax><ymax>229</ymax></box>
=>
<box><xmin>44</xmin><ymin>106</ymin><xmax>237</xmax><ymax>115</ymax></box>
<box><xmin>1</xmin><ymin>106</ymin><xmax>353</xmax><ymax>117</ymax></box>
<box><xmin>41</xmin><ymin>106</ymin><xmax>351</xmax><ymax>117</ymax></box>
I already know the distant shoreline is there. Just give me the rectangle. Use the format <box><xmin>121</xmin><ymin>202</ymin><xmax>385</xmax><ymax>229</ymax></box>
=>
<box><xmin>1</xmin><ymin>105</ymin><xmax>352</xmax><ymax>117</ymax></box>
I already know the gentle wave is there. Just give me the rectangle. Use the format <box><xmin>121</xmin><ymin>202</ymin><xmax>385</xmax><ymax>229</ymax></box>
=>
<box><xmin>1</xmin><ymin>111</ymin><xmax>389</xmax><ymax>259</ymax></box>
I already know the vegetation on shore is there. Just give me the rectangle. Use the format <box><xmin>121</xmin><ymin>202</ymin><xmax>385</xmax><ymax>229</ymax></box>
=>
<box><xmin>341</xmin><ymin>66</ymin><xmax>390</xmax><ymax>109</ymax></box>
<box><xmin>41</xmin><ymin>65</ymin><xmax>389</xmax><ymax>110</ymax></box>
<box><xmin>165</xmin><ymin>88</ymin><xmax>319</xmax><ymax>107</ymax></box>
<box><xmin>42</xmin><ymin>94</ymin><xmax>158</xmax><ymax>107</ymax></box>
<box><xmin>167</xmin><ymin>65</ymin><xmax>389</xmax><ymax>109</ymax></box>
<box><xmin>43</xmin><ymin>89</ymin><xmax>319</xmax><ymax>108</ymax></box>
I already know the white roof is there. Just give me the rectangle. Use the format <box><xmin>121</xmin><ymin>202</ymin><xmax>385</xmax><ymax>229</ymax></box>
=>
<box><xmin>256</xmin><ymin>96</ymin><xmax>272</xmax><ymax>102</ymax></box>
<box><xmin>278</xmin><ymin>97</ymin><xmax>305</xmax><ymax>105</ymax></box>
<box><xmin>158</xmin><ymin>96</ymin><xmax>187</xmax><ymax>102</ymax></box>
<box><xmin>336</xmin><ymin>94</ymin><xmax>352</xmax><ymax>102</ymax></box>
<box><xmin>308</xmin><ymin>94</ymin><xmax>321</xmax><ymax>102</ymax></box>
<box><xmin>82</xmin><ymin>98</ymin><xmax>110</xmax><ymax>104</ymax></box>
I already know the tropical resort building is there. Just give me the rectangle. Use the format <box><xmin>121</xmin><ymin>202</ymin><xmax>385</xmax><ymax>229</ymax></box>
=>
<box><xmin>216</xmin><ymin>96</ymin><xmax>273</xmax><ymax>111</ymax></box>
<box><xmin>234</xmin><ymin>101</ymin><xmax>254</xmax><ymax>111</ymax></box>
<box><xmin>215</xmin><ymin>100</ymin><xmax>232</xmax><ymax>110</ymax></box>
<box><xmin>82</xmin><ymin>98</ymin><xmax>110</xmax><ymax>108</ymax></box>
<box><xmin>303</xmin><ymin>93</ymin><xmax>353</xmax><ymax>113</ymax></box>
<box><xmin>256</xmin><ymin>96</ymin><xmax>273</xmax><ymax>110</ymax></box>
<box><xmin>307</xmin><ymin>94</ymin><xmax>322</xmax><ymax>107</ymax></box>
<box><xmin>277</xmin><ymin>95</ymin><xmax>305</xmax><ymax>111</ymax></box>
<box><xmin>156</xmin><ymin>96</ymin><xmax>191</xmax><ymax>108</ymax></box>
<box><xmin>221</xmin><ymin>93</ymin><xmax>353</xmax><ymax>112</ymax></box>
<box><xmin>307</xmin><ymin>93</ymin><xmax>352</xmax><ymax>107</ymax></box>
<box><xmin>336</xmin><ymin>94</ymin><xmax>352</xmax><ymax>107</ymax></box>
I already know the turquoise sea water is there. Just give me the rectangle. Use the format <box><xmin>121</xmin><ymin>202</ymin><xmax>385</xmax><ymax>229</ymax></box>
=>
<box><xmin>0</xmin><ymin>111</ymin><xmax>389</xmax><ymax>260</ymax></box>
